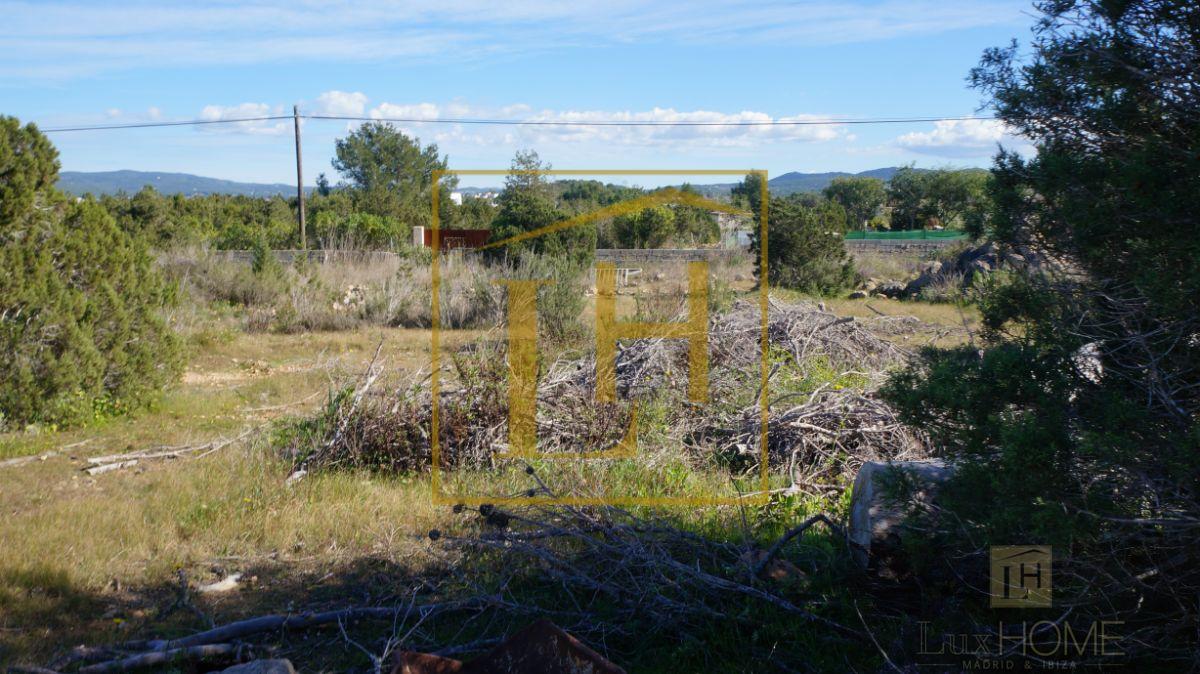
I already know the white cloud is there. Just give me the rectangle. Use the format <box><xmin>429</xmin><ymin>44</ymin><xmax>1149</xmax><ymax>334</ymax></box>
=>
<box><xmin>895</xmin><ymin>118</ymin><xmax>1028</xmax><ymax>158</ymax></box>
<box><xmin>313</xmin><ymin>91</ymin><xmax>369</xmax><ymax>117</ymax></box>
<box><xmin>363</xmin><ymin>101</ymin><xmax>851</xmax><ymax>147</ymax></box>
<box><xmin>198</xmin><ymin>102</ymin><xmax>289</xmax><ymax>135</ymax></box>
<box><xmin>371</xmin><ymin>102</ymin><xmax>442</xmax><ymax>121</ymax></box>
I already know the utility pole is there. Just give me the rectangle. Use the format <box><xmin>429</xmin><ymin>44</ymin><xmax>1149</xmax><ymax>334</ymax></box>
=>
<box><xmin>293</xmin><ymin>104</ymin><xmax>307</xmax><ymax>250</ymax></box>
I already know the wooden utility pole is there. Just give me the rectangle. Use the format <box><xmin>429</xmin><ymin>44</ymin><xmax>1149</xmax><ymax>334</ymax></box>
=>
<box><xmin>293</xmin><ymin>104</ymin><xmax>307</xmax><ymax>250</ymax></box>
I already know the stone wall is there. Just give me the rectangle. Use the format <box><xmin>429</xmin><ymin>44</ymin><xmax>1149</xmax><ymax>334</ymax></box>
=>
<box><xmin>595</xmin><ymin>248</ymin><xmax>748</xmax><ymax>263</ymax></box>
<box><xmin>844</xmin><ymin>239</ymin><xmax>961</xmax><ymax>256</ymax></box>
<box><xmin>211</xmin><ymin>248</ymin><xmax>750</xmax><ymax>267</ymax></box>
<box><xmin>210</xmin><ymin>250</ymin><xmax>402</xmax><ymax>266</ymax></box>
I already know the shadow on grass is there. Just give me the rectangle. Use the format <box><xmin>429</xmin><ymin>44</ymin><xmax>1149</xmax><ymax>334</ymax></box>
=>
<box><xmin>1</xmin><ymin>511</ymin><xmax>932</xmax><ymax>673</ymax></box>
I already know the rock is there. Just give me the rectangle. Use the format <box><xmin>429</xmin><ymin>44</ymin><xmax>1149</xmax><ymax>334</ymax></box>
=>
<box><xmin>393</xmin><ymin>620</ymin><xmax>624</xmax><ymax>674</ymax></box>
<box><xmin>1073</xmin><ymin>341</ymin><xmax>1104</xmax><ymax>385</ymax></box>
<box><xmin>875</xmin><ymin>282</ymin><xmax>906</xmax><ymax>299</ymax></box>
<box><xmin>962</xmin><ymin>240</ymin><xmax>995</xmax><ymax>263</ymax></box>
<box><xmin>221</xmin><ymin>660</ymin><xmax>296</xmax><ymax>674</ymax></box>
<box><xmin>848</xmin><ymin>291</ymin><xmax>868</xmax><ymax>299</ymax></box>
<box><xmin>848</xmin><ymin>460</ymin><xmax>955</xmax><ymax>575</ymax></box>
<box><xmin>902</xmin><ymin>272</ymin><xmax>938</xmax><ymax>297</ymax></box>
<box><xmin>198</xmin><ymin>572</ymin><xmax>242</xmax><ymax>594</ymax></box>
<box><xmin>968</xmin><ymin>258</ymin><xmax>992</xmax><ymax>274</ymax></box>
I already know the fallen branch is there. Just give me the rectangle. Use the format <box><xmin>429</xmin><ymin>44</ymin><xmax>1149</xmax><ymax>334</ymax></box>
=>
<box><xmin>119</xmin><ymin>599</ymin><xmax>487</xmax><ymax>653</ymax></box>
<box><xmin>0</xmin><ymin>451</ymin><xmax>59</xmax><ymax>469</ymax></box>
<box><xmin>84</xmin><ymin>460</ymin><xmax>137</xmax><ymax>476</ymax></box>
<box><xmin>439</xmin><ymin>495</ymin><xmax>867</xmax><ymax>659</ymax></box>
<box><xmin>7</xmin><ymin>665</ymin><xmax>65</xmax><ymax>674</ymax></box>
<box><xmin>752</xmin><ymin>513</ymin><xmax>842</xmax><ymax>578</ymax></box>
<box><xmin>83</xmin><ymin>427</ymin><xmax>258</xmax><ymax>475</ymax></box>
<box><xmin>1</xmin><ymin>440</ymin><xmax>90</xmax><ymax>469</ymax></box>
<box><xmin>77</xmin><ymin>644</ymin><xmax>238</xmax><ymax>674</ymax></box>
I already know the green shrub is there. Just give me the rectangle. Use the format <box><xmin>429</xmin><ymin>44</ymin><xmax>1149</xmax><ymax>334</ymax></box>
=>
<box><xmin>0</xmin><ymin>117</ymin><xmax>58</xmax><ymax>226</ymax></box>
<box><xmin>186</xmin><ymin>251</ymin><xmax>287</xmax><ymax>308</ymax></box>
<box><xmin>1</xmin><ymin>199</ymin><xmax>182</xmax><ymax>427</ymax></box>
<box><xmin>749</xmin><ymin>195</ymin><xmax>855</xmax><ymax>295</ymax></box>
<box><xmin>0</xmin><ymin>118</ymin><xmax>182</xmax><ymax>428</ymax></box>
<box><xmin>882</xmin><ymin>1</ymin><xmax>1200</xmax><ymax>661</ymax></box>
<box><xmin>250</xmin><ymin>236</ymin><xmax>284</xmax><ymax>278</ymax></box>
<box><xmin>312</xmin><ymin>211</ymin><xmax>408</xmax><ymax>248</ymax></box>
<box><xmin>510</xmin><ymin>253</ymin><xmax>588</xmax><ymax>343</ymax></box>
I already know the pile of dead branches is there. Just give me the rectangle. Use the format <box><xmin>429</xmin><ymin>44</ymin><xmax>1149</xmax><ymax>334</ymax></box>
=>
<box><xmin>294</xmin><ymin>297</ymin><xmax>934</xmax><ymax>481</ymax></box>
<box><xmin>710</xmin><ymin>298</ymin><xmax>910</xmax><ymax>376</ymax></box>
<box><xmin>701</xmin><ymin>388</ymin><xmax>928</xmax><ymax>488</ymax></box>
<box><xmin>286</xmin><ymin>342</ymin><xmax>510</xmax><ymax>474</ymax></box>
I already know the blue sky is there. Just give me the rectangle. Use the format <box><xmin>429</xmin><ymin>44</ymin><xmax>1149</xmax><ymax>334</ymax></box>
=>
<box><xmin>2</xmin><ymin>1</ymin><xmax>1038</xmax><ymax>188</ymax></box>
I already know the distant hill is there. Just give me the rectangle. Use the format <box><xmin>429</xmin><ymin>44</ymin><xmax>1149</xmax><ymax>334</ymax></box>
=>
<box><xmin>56</xmin><ymin>167</ymin><xmax>962</xmax><ymax>199</ymax></box>
<box><xmin>770</xmin><ymin>166</ymin><xmax>919</xmax><ymax>194</ymax></box>
<box><xmin>57</xmin><ymin>170</ymin><xmax>311</xmax><ymax>197</ymax></box>
<box><xmin>691</xmin><ymin>167</ymin><xmax>929</xmax><ymax>198</ymax></box>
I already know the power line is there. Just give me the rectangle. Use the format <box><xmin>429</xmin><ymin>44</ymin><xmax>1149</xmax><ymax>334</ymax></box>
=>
<box><xmin>310</xmin><ymin>114</ymin><xmax>991</xmax><ymax>127</ymax></box>
<box><xmin>41</xmin><ymin>116</ymin><xmax>294</xmax><ymax>133</ymax></box>
<box><xmin>40</xmin><ymin>113</ymin><xmax>993</xmax><ymax>133</ymax></box>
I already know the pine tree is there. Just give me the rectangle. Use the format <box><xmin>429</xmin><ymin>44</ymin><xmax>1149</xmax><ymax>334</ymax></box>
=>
<box><xmin>0</xmin><ymin>117</ymin><xmax>182</xmax><ymax>427</ymax></box>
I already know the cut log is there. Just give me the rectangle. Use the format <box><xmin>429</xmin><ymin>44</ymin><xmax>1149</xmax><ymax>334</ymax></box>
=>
<box><xmin>848</xmin><ymin>460</ymin><xmax>954</xmax><ymax>573</ymax></box>
<box><xmin>78</xmin><ymin>644</ymin><xmax>237</xmax><ymax>673</ymax></box>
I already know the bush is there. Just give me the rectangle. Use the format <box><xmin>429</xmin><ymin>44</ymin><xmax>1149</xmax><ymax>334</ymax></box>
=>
<box><xmin>0</xmin><ymin>118</ymin><xmax>182</xmax><ymax>427</ymax></box>
<box><xmin>179</xmin><ymin>249</ymin><xmax>287</xmax><ymax>308</ymax></box>
<box><xmin>312</xmin><ymin>211</ymin><xmax>408</xmax><ymax>248</ymax></box>
<box><xmin>1</xmin><ymin>202</ymin><xmax>182</xmax><ymax>428</ymax></box>
<box><xmin>750</xmin><ymin>196</ymin><xmax>855</xmax><ymax>295</ymax></box>
<box><xmin>511</xmin><ymin>253</ymin><xmax>588</xmax><ymax>343</ymax></box>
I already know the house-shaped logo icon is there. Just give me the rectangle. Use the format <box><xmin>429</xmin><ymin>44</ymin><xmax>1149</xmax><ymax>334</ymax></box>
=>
<box><xmin>990</xmin><ymin>546</ymin><xmax>1052</xmax><ymax>608</ymax></box>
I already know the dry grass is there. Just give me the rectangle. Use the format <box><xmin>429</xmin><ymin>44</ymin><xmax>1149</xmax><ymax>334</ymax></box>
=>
<box><xmin>847</xmin><ymin>248</ymin><xmax>928</xmax><ymax>281</ymax></box>
<box><xmin>161</xmin><ymin>247</ymin><xmax>505</xmax><ymax>334</ymax></box>
<box><xmin>0</xmin><ymin>448</ymin><xmax>450</xmax><ymax>667</ymax></box>
<box><xmin>0</xmin><ymin>253</ymin><xmax>976</xmax><ymax>671</ymax></box>
<box><xmin>0</xmin><ymin>327</ymin><xmax>488</xmax><ymax>667</ymax></box>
